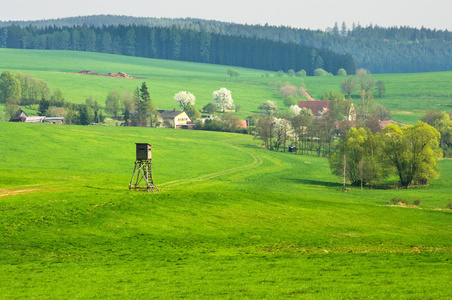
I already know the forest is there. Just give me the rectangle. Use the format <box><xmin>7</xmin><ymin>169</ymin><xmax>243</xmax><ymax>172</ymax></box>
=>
<box><xmin>0</xmin><ymin>24</ymin><xmax>355</xmax><ymax>76</ymax></box>
<box><xmin>1</xmin><ymin>15</ymin><xmax>451</xmax><ymax>73</ymax></box>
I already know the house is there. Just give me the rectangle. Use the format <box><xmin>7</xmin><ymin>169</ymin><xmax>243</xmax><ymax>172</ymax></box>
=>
<box><xmin>297</xmin><ymin>100</ymin><xmax>331</xmax><ymax>117</ymax></box>
<box><xmin>298</xmin><ymin>100</ymin><xmax>357</xmax><ymax>121</ymax></box>
<box><xmin>157</xmin><ymin>109</ymin><xmax>191</xmax><ymax>129</ymax></box>
<box><xmin>9</xmin><ymin>108</ymin><xmax>28</xmax><ymax>122</ymax></box>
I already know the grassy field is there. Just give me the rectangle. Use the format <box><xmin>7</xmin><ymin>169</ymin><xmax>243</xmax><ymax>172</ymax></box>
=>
<box><xmin>1</xmin><ymin>122</ymin><xmax>451</xmax><ymax>299</ymax></box>
<box><xmin>1</xmin><ymin>49</ymin><xmax>451</xmax><ymax>123</ymax></box>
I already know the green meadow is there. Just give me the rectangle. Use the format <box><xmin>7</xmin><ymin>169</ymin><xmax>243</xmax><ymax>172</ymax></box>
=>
<box><xmin>1</xmin><ymin>49</ymin><xmax>452</xmax><ymax>298</ymax></box>
<box><xmin>1</xmin><ymin>122</ymin><xmax>451</xmax><ymax>299</ymax></box>
<box><xmin>1</xmin><ymin>49</ymin><xmax>451</xmax><ymax>123</ymax></box>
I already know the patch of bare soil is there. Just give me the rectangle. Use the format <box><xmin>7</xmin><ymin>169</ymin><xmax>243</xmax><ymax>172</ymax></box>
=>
<box><xmin>0</xmin><ymin>188</ymin><xmax>41</xmax><ymax>197</ymax></box>
<box><xmin>77</xmin><ymin>70</ymin><xmax>143</xmax><ymax>79</ymax></box>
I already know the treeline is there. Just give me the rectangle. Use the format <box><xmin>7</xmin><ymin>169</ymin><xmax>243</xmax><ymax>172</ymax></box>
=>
<box><xmin>1</xmin><ymin>15</ymin><xmax>451</xmax><ymax>73</ymax></box>
<box><xmin>0</xmin><ymin>24</ymin><xmax>356</xmax><ymax>75</ymax></box>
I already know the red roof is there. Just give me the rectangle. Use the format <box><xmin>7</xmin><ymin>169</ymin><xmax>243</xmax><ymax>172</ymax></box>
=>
<box><xmin>298</xmin><ymin>100</ymin><xmax>330</xmax><ymax>116</ymax></box>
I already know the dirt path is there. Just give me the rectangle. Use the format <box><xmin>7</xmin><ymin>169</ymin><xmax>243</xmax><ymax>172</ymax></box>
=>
<box><xmin>300</xmin><ymin>87</ymin><xmax>316</xmax><ymax>101</ymax></box>
<box><xmin>159</xmin><ymin>144</ymin><xmax>264</xmax><ymax>188</ymax></box>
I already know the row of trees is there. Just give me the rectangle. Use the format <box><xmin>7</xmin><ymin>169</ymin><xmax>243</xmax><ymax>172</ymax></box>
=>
<box><xmin>2</xmin><ymin>15</ymin><xmax>450</xmax><ymax>73</ymax></box>
<box><xmin>0</xmin><ymin>24</ymin><xmax>356</xmax><ymax>75</ymax></box>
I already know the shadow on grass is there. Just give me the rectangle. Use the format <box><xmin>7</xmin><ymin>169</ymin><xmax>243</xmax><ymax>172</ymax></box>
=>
<box><xmin>284</xmin><ymin>178</ymin><xmax>344</xmax><ymax>188</ymax></box>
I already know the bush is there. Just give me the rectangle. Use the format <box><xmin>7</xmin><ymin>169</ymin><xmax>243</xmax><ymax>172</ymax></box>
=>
<box><xmin>287</xmin><ymin>69</ymin><xmax>295</xmax><ymax>77</ymax></box>
<box><xmin>227</xmin><ymin>68</ymin><xmax>240</xmax><ymax>77</ymax></box>
<box><xmin>296</xmin><ymin>69</ymin><xmax>306</xmax><ymax>77</ymax></box>
<box><xmin>314</xmin><ymin>68</ymin><xmax>328</xmax><ymax>76</ymax></box>
<box><xmin>275</xmin><ymin>70</ymin><xmax>285</xmax><ymax>77</ymax></box>
<box><xmin>413</xmin><ymin>199</ymin><xmax>421</xmax><ymax>206</ymax></box>
<box><xmin>447</xmin><ymin>203</ymin><xmax>452</xmax><ymax>209</ymax></box>
<box><xmin>337</xmin><ymin>68</ymin><xmax>347</xmax><ymax>76</ymax></box>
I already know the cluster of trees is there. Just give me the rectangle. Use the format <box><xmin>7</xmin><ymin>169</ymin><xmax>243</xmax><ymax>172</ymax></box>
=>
<box><xmin>329</xmin><ymin>122</ymin><xmax>442</xmax><ymax>188</ymax></box>
<box><xmin>0</xmin><ymin>24</ymin><xmax>356</xmax><ymax>75</ymax></box>
<box><xmin>2</xmin><ymin>15</ymin><xmax>450</xmax><ymax>73</ymax></box>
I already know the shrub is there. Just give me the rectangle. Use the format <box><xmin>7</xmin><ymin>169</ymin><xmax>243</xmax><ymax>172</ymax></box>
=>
<box><xmin>413</xmin><ymin>199</ymin><xmax>421</xmax><ymax>206</ymax></box>
<box><xmin>314</xmin><ymin>68</ymin><xmax>328</xmax><ymax>76</ymax></box>
<box><xmin>447</xmin><ymin>203</ymin><xmax>452</xmax><ymax>209</ymax></box>
<box><xmin>227</xmin><ymin>68</ymin><xmax>240</xmax><ymax>77</ymax></box>
<box><xmin>337</xmin><ymin>68</ymin><xmax>347</xmax><ymax>76</ymax></box>
<box><xmin>275</xmin><ymin>70</ymin><xmax>285</xmax><ymax>77</ymax></box>
<box><xmin>296</xmin><ymin>69</ymin><xmax>306</xmax><ymax>77</ymax></box>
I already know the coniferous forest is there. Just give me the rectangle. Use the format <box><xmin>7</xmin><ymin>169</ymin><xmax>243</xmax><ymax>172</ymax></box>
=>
<box><xmin>1</xmin><ymin>15</ymin><xmax>451</xmax><ymax>74</ymax></box>
<box><xmin>0</xmin><ymin>24</ymin><xmax>355</xmax><ymax>76</ymax></box>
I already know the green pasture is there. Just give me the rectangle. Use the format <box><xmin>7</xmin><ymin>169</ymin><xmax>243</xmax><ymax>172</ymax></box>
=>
<box><xmin>1</xmin><ymin>122</ymin><xmax>451</xmax><ymax>298</ymax></box>
<box><xmin>1</xmin><ymin>49</ymin><xmax>451</xmax><ymax>123</ymax></box>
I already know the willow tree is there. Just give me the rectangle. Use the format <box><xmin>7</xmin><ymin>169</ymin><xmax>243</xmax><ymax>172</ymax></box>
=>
<box><xmin>380</xmin><ymin>122</ymin><xmax>442</xmax><ymax>187</ymax></box>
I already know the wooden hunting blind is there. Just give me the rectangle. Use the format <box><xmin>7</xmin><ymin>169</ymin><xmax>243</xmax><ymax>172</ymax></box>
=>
<box><xmin>129</xmin><ymin>143</ymin><xmax>159</xmax><ymax>192</ymax></box>
<box><xmin>136</xmin><ymin>143</ymin><xmax>152</xmax><ymax>160</ymax></box>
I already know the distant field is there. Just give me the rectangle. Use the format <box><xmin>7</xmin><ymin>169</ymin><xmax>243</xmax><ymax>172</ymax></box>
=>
<box><xmin>1</xmin><ymin>48</ymin><xmax>451</xmax><ymax>123</ymax></box>
<box><xmin>1</xmin><ymin>122</ymin><xmax>451</xmax><ymax>298</ymax></box>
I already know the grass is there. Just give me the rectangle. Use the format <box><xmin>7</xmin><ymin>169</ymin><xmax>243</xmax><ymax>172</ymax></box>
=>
<box><xmin>1</xmin><ymin>122</ymin><xmax>451</xmax><ymax>298</ymax></box>
<box><xmin>1</xmin><ymin>49</ymin><xmax>452</xmax><ymax>123</ymax></box>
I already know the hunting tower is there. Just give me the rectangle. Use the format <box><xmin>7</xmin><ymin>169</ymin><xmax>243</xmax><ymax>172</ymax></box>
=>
<box><xmin>129</xmin><ymin>143</ymin><xmax>159</xmax><ymax>192</ymax></box>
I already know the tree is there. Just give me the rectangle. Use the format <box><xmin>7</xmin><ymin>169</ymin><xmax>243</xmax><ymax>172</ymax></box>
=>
<box><xmin>38</xmin><ymin>97</ymin><xmax>50</xmax><ymax>116</ymax></box>
<box><xmin>227</xmin><ymin>68</ymin><xmax>240</xmax><ymax>77</ymax></box>
<box><xmin>212</xmin><ymin>88</ymin><xmax>234</xmax><ymax>112</ymax></box>
<box><xmin>329</xmin><ymin>127</ymin><xmax>385</xmax><ymax>188</ymax></box>
<box><xmin>0</xmin><ymin>71</ymin><xmax>21</xmax><ymax>104</ymax></box>
<box><xmin>340</xmin><ymin>76</ymin><xmax>357</xmax><ymax>98</ymax></box>
<box><xmin>380</xmin><ymin>122</ymin><xmax>442</xmax><ymax>187</ymax></box>
<box><xmin>273</xmin><ymin>118</ymin><xmax>295</xmax><ymax>152</ymax></box>
<box><xmin>256</xmin><ymin>116</ymin><xmax>274</xmax><ymax>149</ymax></box>
<box><xmin>375</xmin><ymin>80</ymin><xmax>386</xmax><ymax>98</ymax></box>
<box><xmin>287</xmin><ymin>69</ymin><xmax>295</xmax><ymax>77</ymax></box>
<box><xmin>356</xmin><ymin>68</ymin><xmax>375</xmax><ymax>99</ymax></box>
<box><xmin>185</xmin><ymin>104</ymin><xmax>201</xmax><ymax>120</ymax></box>
<box><xmin>174</xmin><ymin>91</ymin><xmax>196</xmax><ymax>110</ymax></box>
<box><xmin>105</xmin><ymin>90</ymin><xmax>123</xmax><ymax>118</ymax></box>
<box><xmin>421</xmin><ymin>110</ymin><xmax>452</xmax><ymax>150</ymax></box>
<box><xmin>280</xmin><ymin>83</ymin><xmax>299</xmax><ymax>99</ymax></box>
<box><xmin>258</xmin><ymin>100</ymin><xmax>279</xmax><ymax>116</ymax></box>
<box><xmin>203</xmin><ymin>102</ymin><xmax>217</xmax><ymax>114</ymax></box>
<box><xmin>78</xmin><ymin>104</ymin><xmax>94</xmax><ymax>125</ymax></box>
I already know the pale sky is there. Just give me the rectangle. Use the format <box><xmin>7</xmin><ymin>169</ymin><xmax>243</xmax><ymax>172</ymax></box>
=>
<box><xmin>1</xmin><ymin>0</ymin><xmax>451</xmax><ymax>31</ymax></box>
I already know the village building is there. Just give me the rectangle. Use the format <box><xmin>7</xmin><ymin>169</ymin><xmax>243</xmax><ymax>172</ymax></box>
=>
<box><xmin>157</xmin><ymin>109</ymin><xmax>194</xmax><ymax>129</ymax></box>
<box><xmin>9</xmin><ymin>108</ymin><xmax>28</xmax><ymax>122</ymax></box>
<box><xmin>298</xmin><ymin>100</ymin><xmax>357</xmax><ymax>121</ymax></box>
<box><xmin>43</xmin><ymin>117</ymin><xmax>65</xmax><ymax>124</ymax></box>
<box><xmin>8</xmin><ymin>108</ymin><xmax>64</xmax><ymax>124</ymax></box>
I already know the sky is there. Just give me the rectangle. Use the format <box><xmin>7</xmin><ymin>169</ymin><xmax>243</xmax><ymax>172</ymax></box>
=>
<box><xmin>1</xmin><ymin>0</ymin><xmax>451</xmax><ymax>31</ymax></box>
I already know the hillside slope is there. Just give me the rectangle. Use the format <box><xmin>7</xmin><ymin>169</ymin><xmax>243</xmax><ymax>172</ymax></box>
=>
<box><xmin>0</xmin><ymin>122</ymin><xmax>451</xmax><ymax>298</ymax></box>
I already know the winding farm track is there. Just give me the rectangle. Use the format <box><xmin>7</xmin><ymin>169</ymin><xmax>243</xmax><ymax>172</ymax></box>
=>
<box><xmin>159</xmin><ymin>143</ymin><xmax>265</xmax><ymax>188</ymax></box>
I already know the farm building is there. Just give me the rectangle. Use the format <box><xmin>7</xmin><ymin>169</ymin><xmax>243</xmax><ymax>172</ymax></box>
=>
<box><xmin>43</xmin><ymin>117</ymin><xmax>65</xmax><ymax>124</ymax></box>
<box><xmin>158</xmin><ymin>110</ymin><xmax>193</xmax><ymax>129</ymax></box>
<box><xmin>8</xmin><ymin>108</ymin><xmax>64</xmax><ymax>124</ymax></box>
<box><xmin>298</xmin><ymin>100</ymin><xmax>357</xmax><ymax>121</ymax></box>
<box><xmin>9</xmin><ymin>108</ymin><xmax>28</xmax><ymax>122</ymax></box>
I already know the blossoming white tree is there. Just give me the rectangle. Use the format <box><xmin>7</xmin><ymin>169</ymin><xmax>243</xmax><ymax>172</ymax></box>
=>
<box><xmin>273</xmin><ymin>118</ymin><xmax>295</xmax><ymax>152</ymax></box>
<box><xmin>174</xmin><ymin>91</ymin><xmax>196</xmax><ymax>110</ymax></box>
<box><xmin>289</xmin><ymin>105</ymin><xmax>302</xmax><ymax>117</ymax></box>
<box><xmin>212</xmin><ymin>87</ymin><xmax>234</xmax><ymax>112</ymax></box>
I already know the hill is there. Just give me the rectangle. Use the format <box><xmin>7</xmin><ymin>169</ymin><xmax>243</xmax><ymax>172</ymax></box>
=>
<box><xmin>1</xmin><ymin>49</ymin><xmax>452</xmax><ymax>124</ymax></box>
<box><xmin>1</xmin><ymin>122</ymin><xmax>451</xmax><ymax>298</ymax></box>
<box><xmin>1</xmin><ymin>14</ymin><xmax>451</xmax><ymax>73</ymax></box>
